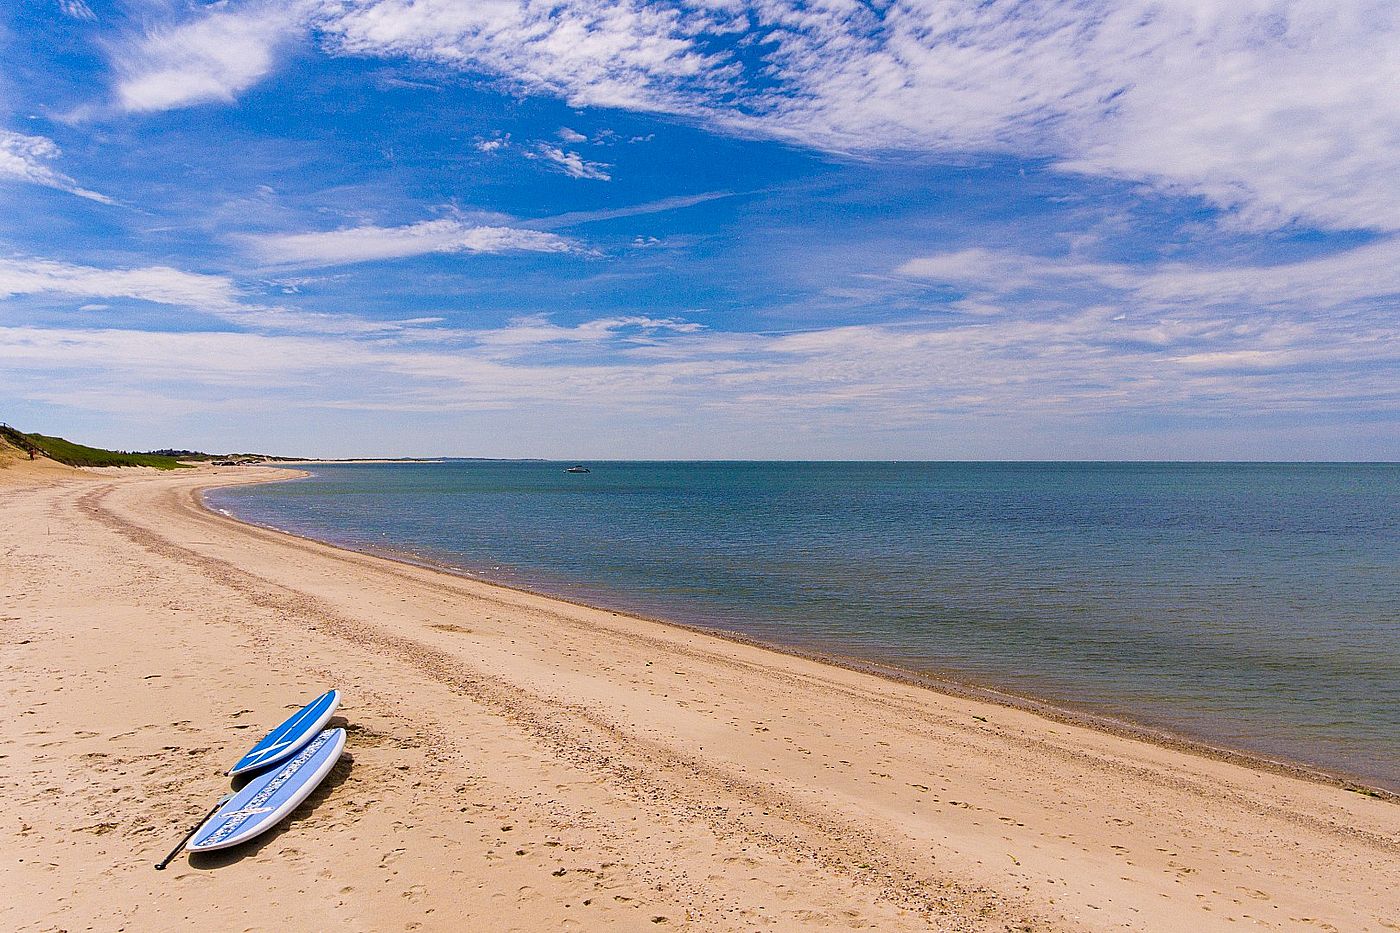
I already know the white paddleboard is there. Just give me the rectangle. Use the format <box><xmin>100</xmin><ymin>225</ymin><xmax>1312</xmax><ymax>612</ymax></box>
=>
<box><xmin>188</xmin><ymin>728</ymin><xmax>346</xmax><ymax>853</ymax></box>
<box><xmin>229</xmin><ymin>689</ymin><xmax>339</xmax><ymax>776</ymax></box>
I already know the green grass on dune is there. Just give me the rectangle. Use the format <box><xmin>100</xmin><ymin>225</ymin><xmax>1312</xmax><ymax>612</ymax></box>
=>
<box><xmin>17</xmin><ymin>431</ymin><xmax>192</xmax><ymax>470</ymax></box>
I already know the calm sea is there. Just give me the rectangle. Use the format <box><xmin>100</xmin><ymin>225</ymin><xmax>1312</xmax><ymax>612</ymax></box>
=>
<box><xmin>207</xmin><ymin>461</ymin><xmax>1400</xmax><ymax>789</ymax></box>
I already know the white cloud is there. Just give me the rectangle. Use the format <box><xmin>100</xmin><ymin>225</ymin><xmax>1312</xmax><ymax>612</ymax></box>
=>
<box><xmin>2</xmin><ymin>238</ymin><xmax>1394</xmax><ymax>453</ymax></box>
<box><xmin>113</xmin><ymin>3</ymin><xmax>300</xmax><ymax>112</ymax></box>
<box><xmin>558</xmin><ymin>126</ymin><xmax>588</xmax><ymax>143</ymax></box>
<box><xmin>532</xmin><ymin>144</ymin><xmax>612</xmax><ymax>181</ymax></box>
<box><xmin>0</xmin><ymin>326</ymin><xmax>380</xmax><ymax>397</ymax></box>
<box><xmin>0</xmin><ymin>255</ymin><xmax>449</xmax><ymax>336</ymax></box>
<box><xmin>741</xmin><ymin>1</ymin><xmax>1400</xmax><ymax>232</ymax></box>
<box><xmin>309</xmin><ymin>0</ymin><xmax>728</xmax><ymax>112</ymax></box>
<box><xmin>100</xmin><ymin>1</ymin><xmax>1400</xmax><ymax>229</ymax></box>
<box><xmin>1043</xmin><ymin>4</ymin><xmax>1400</xmax><ymax>233</ymax></box>
<box><xmin>58</xmin><ymin>0</ymin><xmax>96</xmax><ymax>21</ymax></box>
<box><xmin>3</xmin><ymin>297</ymin><xmax>1393</xmax><ymax>439</ymax></box>
<box><xmin>243</xmin><ymin>218</ymin><xmax>575</xmax><ymax>267</ymax></box>
<box><xmin>0</xmin><ymin>256</ymin><xmax>241</xmax><ymax>308</ymax></box>
<box><xmin>897</xmin><ymin>249</ymin><xmax>1127</xmax><ymax>294</ymax></box>
<box><xmin>536</xmin><ymin>191</ymin><xmax>733</xmax><ymax>228</ymax></box>
<box><xmin>897</xmin><ymin>236</ymin><xmax>1400</xmax><ymax>311</ymax></box>
<box><xmin>0</xmin><ymin>129</ymin><xmax>113</xmax><ymax>203</ymax></box>
<box><xmin>473</xmin><ymin>313</ymin><xmax>704</xmax><ymax>349</ymax></box>
<box><xmin>302</xmin><ymin>0</ymin><xmax>1400</xmax><ymax>232</ymax></box>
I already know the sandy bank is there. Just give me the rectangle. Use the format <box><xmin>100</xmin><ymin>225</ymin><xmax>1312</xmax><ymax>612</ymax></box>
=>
<box><xmin>0</xmin><ymin>437</ymin><xmax>85</xmax><ymax>483</ymax></box>
<box><xmin>2</xmin><ymin>467</ymin><xmax>1396</xmax><ymax>931</ymax></box>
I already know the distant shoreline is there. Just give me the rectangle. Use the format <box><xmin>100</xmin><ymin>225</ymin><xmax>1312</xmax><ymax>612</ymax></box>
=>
<box><xmin>288</xmin><ymin>458</ymin><xmax>448</xmax><ymax>464</ymax></box>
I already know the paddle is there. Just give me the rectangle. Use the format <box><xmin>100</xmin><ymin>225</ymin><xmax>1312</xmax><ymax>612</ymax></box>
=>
<box><xmin>154</xmin><ymin>792</ymin><xmax>235</xmax><ymax>870</ymax></box>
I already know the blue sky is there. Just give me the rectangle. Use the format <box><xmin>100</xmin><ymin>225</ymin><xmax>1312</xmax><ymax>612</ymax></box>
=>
<box><xmin>2</xmin><ymin>0</ymin><xmax>1396</xmax><ymax>459</ymax></box>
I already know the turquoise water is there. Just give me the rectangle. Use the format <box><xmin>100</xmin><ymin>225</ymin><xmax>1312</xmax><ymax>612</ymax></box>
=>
<box><xmin>208</xmin><ymin>461</ymin><xmax>1400</xmax><ymax>788</ymax></box>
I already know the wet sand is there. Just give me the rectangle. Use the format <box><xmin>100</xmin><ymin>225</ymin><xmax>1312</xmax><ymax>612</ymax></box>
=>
<box><xmin>2</xmin><ymin>462</ymin><xmax>1396</xmax><ymax>931</ymax></box>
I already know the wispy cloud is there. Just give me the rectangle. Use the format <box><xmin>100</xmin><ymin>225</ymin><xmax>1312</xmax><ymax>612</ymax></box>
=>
<box><xmin>0</xmin><ymin>256</ymin><xmax>239</xmax><ymax>307</ymax></box>
<box><xmin>243</xmin><ymin>218</ymin><xmax>575</xmax><ymax>268</ymax></box>
<box><xmin>113</xmin><ymin>3</ymin><xmax>299</xmax><ymax>112</ymax></box>
<box><xmin>131</xmin><ymin>0</ymin><xmax>1379</xmax><ymax>232</ymax></box>
<box><xmin>57</xmin><ymin>0</ymin><xmax>96</xmax><ymax>22</ymax></box>
<box><xmin>310</xmin><ymin>0</ymin><xmax>727</xmax><ymax>112</ymax></box>
<box><xmin>0</xmin><ymin>129</ymin><xmax>113</xmax><ymax>203</ymax></box>
<box><xmin>0</xmin><ymin>255</ymin><xmax>450</xmax><ymax>336</ymax></box>
<box><xmin>5</xmin><ymin>246</ymin><xmax>1394</xmax><ymax>429</ymax></box>
<box><xmin>472</xmin><ymin>313</ymin><xmax>704</xmax><ymax>350</ymax></box>
<box><xmin>5</xmin><ymin>302</ymin><xmax>1393</xmax><ymax>443</ymax></box>
<box><xmin>3</xmin><ymin>241</ymin><xmax>1394</xmax><ymax>452</ymax></box>
<box><xmin>531</xmin><ymin>144</ymin><xmax>612</xmax><ymax>181</ymax></box>
<box><xmin>897</xmin><ymin>237</ymin><xmax>1400</xmax><ymax>312</ymax></box>
<box><xmin>17</xmin><ymin>0</ymin><xmax>1394</xmax><ymax>457</ymax></box>
<box><xmin>534</xmin><ymin>191</ymin><xmax>735</xmax><ymax>229</ymax></box>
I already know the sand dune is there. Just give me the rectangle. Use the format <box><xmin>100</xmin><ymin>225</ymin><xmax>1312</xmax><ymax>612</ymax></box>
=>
<box><xmin>2</xmin><ymin>466</ymin><xmax>1396</xmax><ymax>931</ymax></box>
<box><xmin>0</xmin><ymin>436</ymin><xmax>84</xmax><ymax>482</ymax></box>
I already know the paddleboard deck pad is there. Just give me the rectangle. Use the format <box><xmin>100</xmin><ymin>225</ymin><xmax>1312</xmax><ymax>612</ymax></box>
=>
<box><xmin>188</xmin><ymin>727</ymin><xmax>346</xmax><ymax>853</ymax></box>
<box><xmin>230</xmin><ymin>689</ymin><xmax>339</xmax><ymax>776</ymax></box>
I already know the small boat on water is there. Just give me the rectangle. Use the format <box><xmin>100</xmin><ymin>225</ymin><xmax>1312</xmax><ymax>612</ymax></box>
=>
<box><xmin>565</xmin><ymin>464</ymin><xmax>591</xmax><ymax>474</ymax></box>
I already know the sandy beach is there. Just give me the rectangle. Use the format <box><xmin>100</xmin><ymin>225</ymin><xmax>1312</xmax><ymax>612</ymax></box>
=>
<box><xmin>2</xmin><ymin>462</ymin><xmax>1396</xmax><ymax>932</ymax></box>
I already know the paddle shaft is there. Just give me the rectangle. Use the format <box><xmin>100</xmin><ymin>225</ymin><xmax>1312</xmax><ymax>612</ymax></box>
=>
<box><xmin>154</xmin><ymin>795</ymin><xmax>231</xmax><ymax>870</ymax></box>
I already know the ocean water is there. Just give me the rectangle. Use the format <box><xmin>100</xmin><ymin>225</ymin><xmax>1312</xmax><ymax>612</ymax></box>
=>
<box><xmin>208</xmin><ymin>461</ymin><xmax>1400</xmax><ymax>788</ymax></box>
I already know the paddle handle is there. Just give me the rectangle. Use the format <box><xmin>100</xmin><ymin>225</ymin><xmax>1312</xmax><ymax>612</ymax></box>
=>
<box><xmin>154</xmin><ymin>797</ymin><xmax>228</xmax><ymax>870</ymax></box>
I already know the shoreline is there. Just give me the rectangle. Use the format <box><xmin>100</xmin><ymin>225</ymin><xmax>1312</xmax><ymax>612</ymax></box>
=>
<box><xmin>6</xmin><ymin>464</ymin><xmax>1398</xmax><ymax>932</ymax></box>
<box><xmin>207</xmin><ymin>468</ymin><xmax>1395</xmax><ymax>799</ymax></box>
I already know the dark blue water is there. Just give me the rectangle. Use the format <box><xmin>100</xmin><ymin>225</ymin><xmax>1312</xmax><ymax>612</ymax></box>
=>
<box><xmin>208</xmin><ymin>461</ymin><xmax>1400</xmax><ymax>788</ymax></box>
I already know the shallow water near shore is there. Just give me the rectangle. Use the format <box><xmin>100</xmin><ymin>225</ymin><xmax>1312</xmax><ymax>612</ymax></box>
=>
<box><xmin>209</xmin><ymin>461</ymin><xmax>1400</xmax><ymax>788</ymax></box>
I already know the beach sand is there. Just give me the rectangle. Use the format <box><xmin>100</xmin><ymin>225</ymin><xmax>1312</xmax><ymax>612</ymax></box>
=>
<box><xmin>2</xmin><ymin>463</ymin><xmax>1396</xmax><ymax>931</ymax></box>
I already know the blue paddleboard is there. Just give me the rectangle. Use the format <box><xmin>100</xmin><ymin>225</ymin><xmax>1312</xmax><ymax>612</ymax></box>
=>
<box><xmin>188</xmin><ymin>728</ymin><xmax>346</xmax><ymax>853</ymax></box>
<box><xmin>229</xmin><ymin>689</ymin><xmax>339</xmax><ymax>776</ymax></box>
